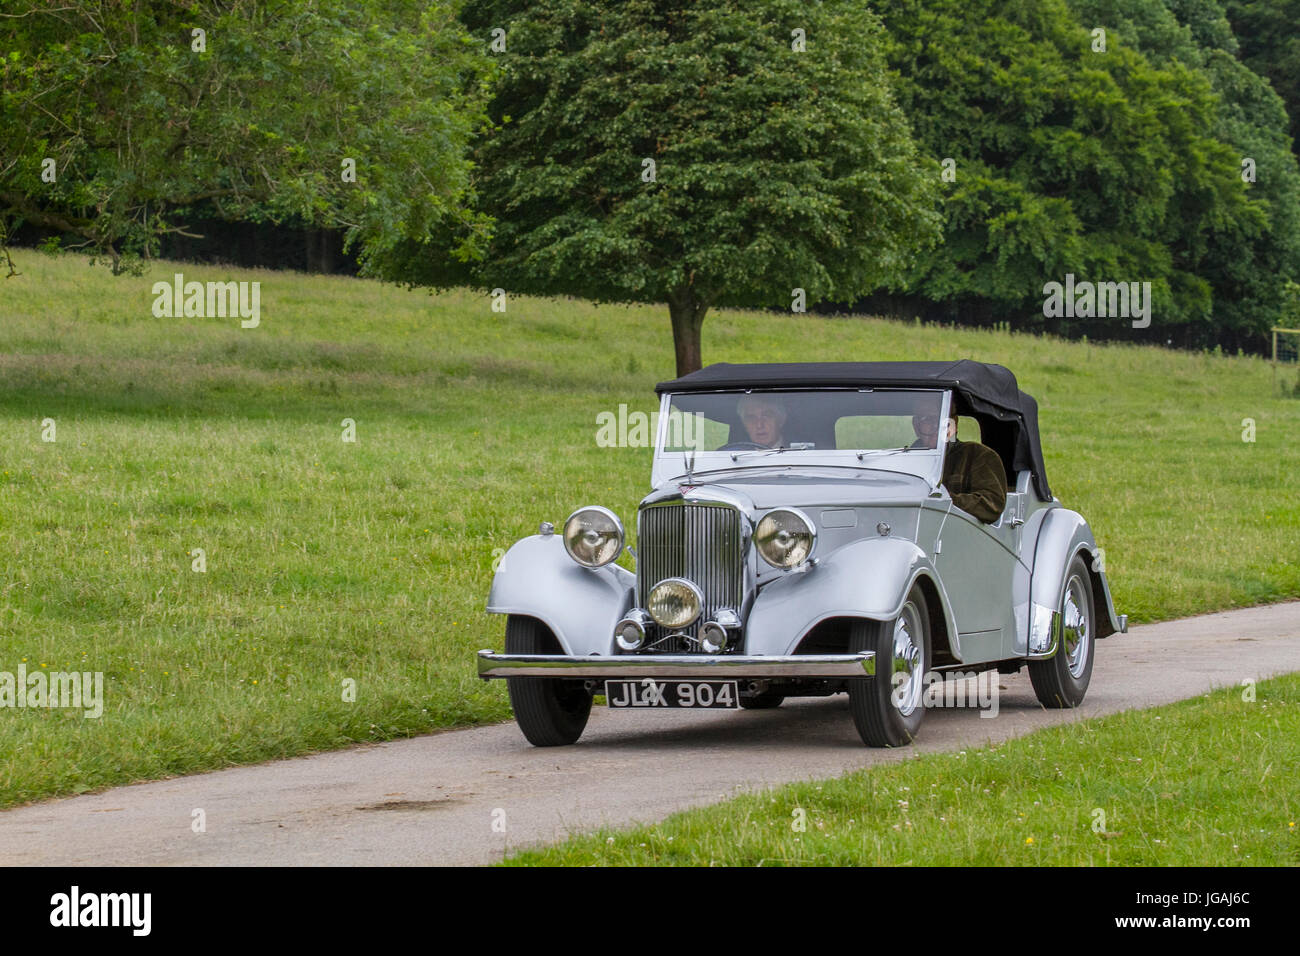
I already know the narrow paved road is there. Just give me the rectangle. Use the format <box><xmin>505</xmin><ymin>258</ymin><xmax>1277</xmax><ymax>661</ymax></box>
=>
<box><xmin>2</xmin><ymin>602</ymin><xmax>1297</xmax><ymax>865</ymax></box>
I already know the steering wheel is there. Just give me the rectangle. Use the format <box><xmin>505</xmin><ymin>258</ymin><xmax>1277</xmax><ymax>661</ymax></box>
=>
<box><xmin>719</xmin><ymin>441</ymin><xmax>769</xmax><ymax>451</ymax></box>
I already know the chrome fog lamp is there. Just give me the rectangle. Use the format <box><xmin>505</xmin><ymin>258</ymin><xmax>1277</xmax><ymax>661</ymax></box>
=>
<box><xmin>562</xmin><ymin>506</ymin><xmax>624</xmax><ymax>568</ymax></box>
<box><xmin>700</xmin><ymin>608</ymin><xmax>740</xmax><ymax>654</ymax></box>
<box><xmin>755</xmin><ymin>508</ymin><xmax>816</xmax><ymax>568</ymax></box>
<box><xmin>614</xmin><ymin>609</ymin><xmax>650</xmax><ymax>651</ymax></box>
<box><xmin>647</xmin><ymin>578</ymin><xmax>703</xmax><ymax>629</ymax></box>
<box><xmin>700</xmin><ymin>621</ymin><xmax>729</xmax><ymax>654</ymax></box>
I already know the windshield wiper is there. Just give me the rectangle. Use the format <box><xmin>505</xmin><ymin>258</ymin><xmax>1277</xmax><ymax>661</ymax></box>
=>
<box><xmin>856</xmin><ymin>446</ymin><xmax>914</xmax><ymax>461</ymax></box>
<box><xmin>728</xmin><ymin>442</ymin><xmax>815</xmax><ymax>462</ymax></box>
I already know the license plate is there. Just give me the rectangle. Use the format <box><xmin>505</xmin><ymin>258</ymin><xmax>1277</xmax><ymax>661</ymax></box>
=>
<box><xmin>604</xmin><ymin>679</ymin><xmax>739</xmax><ymax>709</ymax></box>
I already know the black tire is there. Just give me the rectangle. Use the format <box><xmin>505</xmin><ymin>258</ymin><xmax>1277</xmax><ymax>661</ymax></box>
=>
<box><xmin>1028</xmin><ymin>555</ymin><xmax>1096</xmax><ymax>708</ymax></box>
<box><xmin>847</xmin><ymin>587</ymin><xmax>931</xmax><ymax>747</ymax></box>
<box><xmin>738</xmin><ymin>690</ymin><xmax>785</xmax><ymax>709</ymax></box>
<box><xmin>504</xmin><ymin>616</ymin><xmax>592</xmax><ymax>746</ymax></box>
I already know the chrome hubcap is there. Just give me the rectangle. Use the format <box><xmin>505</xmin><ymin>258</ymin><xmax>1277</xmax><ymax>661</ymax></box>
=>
<box><xmin>1062</xmin><ymin>574</ymin><xmax>1090</xmax><ymax>679</ymax></box>
<box><xmin>891</xmin><ymin>601</ymin><xmax>925</xmax><ymax>716</ymax></box>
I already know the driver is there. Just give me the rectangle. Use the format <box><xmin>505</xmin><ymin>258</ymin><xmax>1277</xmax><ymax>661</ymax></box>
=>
<box><xmin>909</xmin><ymin>399</ymin><xmax>943</xmax><ymax>450</ymax></box>
<box><xmin>736</xmin><ymin>394</ymin><xmax>788</xmax><ymax>448</ymax></box>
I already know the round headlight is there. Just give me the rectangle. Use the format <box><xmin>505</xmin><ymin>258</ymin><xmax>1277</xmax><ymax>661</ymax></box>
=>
<box><xmin>647</xmin><ymin>578</ymin><xmax>703</xmax><ymax>629</ymax></box>
<box><xmin>562</xmin><ymin>506</ymin><xmax>624</xmax><ymax>568</ymax></box>
<box><xmin>755</xmin><ymin>508</ymin><xmax>816</xmax><ymax>568</ymax></box>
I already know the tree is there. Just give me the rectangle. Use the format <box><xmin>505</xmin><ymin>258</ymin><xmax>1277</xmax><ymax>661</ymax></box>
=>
<box><xmin>871</xmin><ymin>0</ymin><xmax>1297</xmax><ymax>348</ymax></box>
<box><xmin>1223</xmin><ymin>0</ymin><xmax>1300</xmax><ymax>157</ymax></box>
<box><xmin>373</xmin><ymin>0</ymin><xmax>940</xmax><ymax>375</ymax></box>
<box><xmin>1066</xmin><ymin>0</ymin><xmax>1300</xmax><ymax>344</ymax></box>
<box><xmin>0</xmin><ymin>0</ymin><xmax>491</xmax><ymax>274</ymax></box>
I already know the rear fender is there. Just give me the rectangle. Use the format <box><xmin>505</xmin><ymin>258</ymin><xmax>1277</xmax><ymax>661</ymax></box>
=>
<box><xmin>1025</xmin><ymin>509</ymin><xmax>1125</xmax><ymax>657</ymax></box>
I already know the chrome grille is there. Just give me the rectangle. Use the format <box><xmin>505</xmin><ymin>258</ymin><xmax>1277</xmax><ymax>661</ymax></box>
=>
<box><xmin>637</xmin><ymin>502</ymin><xmax>744</xmax><ymax>650</ymax></box>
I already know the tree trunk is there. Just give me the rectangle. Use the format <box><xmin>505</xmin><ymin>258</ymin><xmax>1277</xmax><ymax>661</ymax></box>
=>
<box><xmin>318</xmin><ymin>230</ymin><xmax>335</xmax><ymax>274</ymax></box>
<box><xmin>306</xmin><ymin>229</ymin><xmax>322</xmax><ymax>273</ymax></box>
<box><xmin>668</xmin><ymin>295</ymin><xmax>709</xmax><ymax>377</ymax></box>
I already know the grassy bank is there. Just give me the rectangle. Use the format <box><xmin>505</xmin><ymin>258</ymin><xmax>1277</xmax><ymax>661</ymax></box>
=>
<box><xmin>504</xmin><ymin>673</ymin><xmax>1300</xmax><ymax>866</ymax></box>
<box><xmin>0</xmin><ymin>250</ymin><xmax>1297</xmax><ymax>806</ymax></box>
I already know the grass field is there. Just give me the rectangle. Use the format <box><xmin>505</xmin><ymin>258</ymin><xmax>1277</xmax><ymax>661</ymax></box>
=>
<box><xmin>1</xmin><ymin>250</ymin><xmax>1298</xmax><ymax>808</ymax></box>
<box><xmin>503</xmin><ymin>673</ymin><xmax>1300</xmax><ymax>866</ymax></box>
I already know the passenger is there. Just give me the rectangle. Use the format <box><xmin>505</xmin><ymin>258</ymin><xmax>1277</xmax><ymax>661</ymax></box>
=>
<box><xmin>911</xmin><ymin>400</ymin><xmax>1007</xmax><ymax>523</ymax></box>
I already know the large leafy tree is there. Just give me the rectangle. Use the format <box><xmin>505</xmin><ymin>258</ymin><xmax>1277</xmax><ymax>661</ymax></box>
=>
<box><xmin>1223</xmin><ymin>0</ymin><xmax>1300</xmax><ymax>156</ymax></box>
<box><xmin>872</xmin><ymin>0</ymin><xmax>1296</xmax><ymax>347</ymax></box>
<box><xmin>1066</xmin><ymin>0</ymin><xmax>1300</xmax><ymax>344</ymax></box>
<box><xmin>375</xmin><ymin>0</ymin><xmax>941</xmax><ymax>375</ymax></box>
<box><xmin>0</xmin><ymin>0</ymin><xmax>490</xmax><ymax>274</ymax></box>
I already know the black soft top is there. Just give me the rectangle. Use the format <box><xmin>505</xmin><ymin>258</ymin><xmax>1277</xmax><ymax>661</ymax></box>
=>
<box><xmin>656</xmin><ymin>361</ymin><xmax>1052</xmax><ymax>499</ymax></box>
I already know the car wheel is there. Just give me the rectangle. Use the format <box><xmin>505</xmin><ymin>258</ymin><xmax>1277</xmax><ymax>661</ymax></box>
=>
<box><xmin>1028</xmin><ymin>555</ymin><xmax>1096</xmax><ymax>708</ymax></box>
<box><xmin>738</xmin><ymin>690</ymin><xmax>785</xmax><ymax>709</ymax></box>
<box><xmin>504</xmin><ymin>615</ymin><xmax>593</xmax><ymax>746</ymax></box>
<box><xmin>847</xmin><ymin>587</ymin><xmax>931</xmax><ymax>747</ymax></box>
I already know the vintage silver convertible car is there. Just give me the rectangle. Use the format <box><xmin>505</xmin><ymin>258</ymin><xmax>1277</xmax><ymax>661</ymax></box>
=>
<box><xmin>478</xmin><ymin>361</ymin><xmax>1126</xmax><ymax>747</ymax></box>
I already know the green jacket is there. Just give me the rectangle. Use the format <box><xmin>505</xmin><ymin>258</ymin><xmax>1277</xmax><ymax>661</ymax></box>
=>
<box><xmin>942</xmin><ymin>439</ymin><xmax>1007</xmax><ymax>523</ymax></box>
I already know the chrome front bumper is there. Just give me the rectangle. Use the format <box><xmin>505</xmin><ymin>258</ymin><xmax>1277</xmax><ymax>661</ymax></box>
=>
<box><xmin>477</xmin><ymin>649</ymin><xmax>876</xmax><ymax>679</ymax></box>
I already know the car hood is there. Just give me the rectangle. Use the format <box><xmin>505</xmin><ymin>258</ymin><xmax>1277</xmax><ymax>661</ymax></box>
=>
<box><xmin>640</xmin><ymin>466</ymin><xmax>933</xmax><ymax>512</ymax></box>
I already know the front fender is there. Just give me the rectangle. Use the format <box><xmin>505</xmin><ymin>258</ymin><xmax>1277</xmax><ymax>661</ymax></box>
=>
<box><xmin>745</xmin><ymin>536</ymin><xmax>957</xmax><ymax>657</ymax></box>
<box><xmin>1025</xmin><ymin>509</ymin><xmax>1125</xmax><ymax>656</ymax></box>
<box><xmin>486</xmin><ymin>535</ymin><xmax>634</xmax><ymax>656</ymax></box>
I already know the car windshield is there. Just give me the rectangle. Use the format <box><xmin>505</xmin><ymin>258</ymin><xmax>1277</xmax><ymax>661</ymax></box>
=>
<box><xmin>652</xmin><ymin>388</ymin><xmax>950</xmax><ymax>486</ymax></box>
